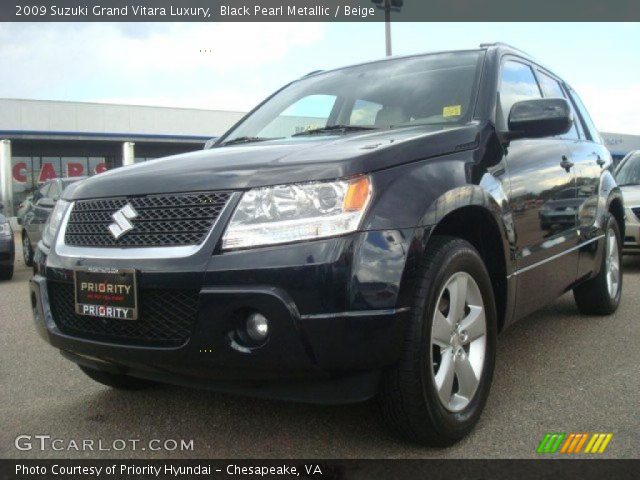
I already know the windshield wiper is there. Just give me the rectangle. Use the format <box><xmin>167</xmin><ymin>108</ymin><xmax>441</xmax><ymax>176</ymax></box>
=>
<box><xmin>220</xmin><ymin>136</ymin><xmax>281</xmax><ymax>146</ymax></box>
<box><xmin>292</xmin><ymin>125</ymin><xmax>377</xmax><ymax>136</ymax></box>
<box><xmin>618</xmin><ymin>182</ymin><xmax>640</xmax><ymax>187</ymax></box>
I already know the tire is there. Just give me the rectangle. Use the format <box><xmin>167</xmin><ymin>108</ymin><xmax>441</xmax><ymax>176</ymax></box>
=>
<box><xmin>378</xmin><ymin>236</ymin><xmax>497</xmax><ymax>446</ymax></box>
<box><xmin>22</xmin><ymin>231</ymin><xmax>34</xmax><ymax>267</ymax></box>
<box><xmin>79</xmin><ymin>365</ymin><xmax>156</xmax><ymax>390</ymax></box>
<box><xmin>573</xmin><ymin>215</ymin><xmax>622</xmax><ymax>315</ymax></box>
<box><xmin>0</xmin><ymin>266</ymin><xmax>13</xmax><ymax>281</ymax></box>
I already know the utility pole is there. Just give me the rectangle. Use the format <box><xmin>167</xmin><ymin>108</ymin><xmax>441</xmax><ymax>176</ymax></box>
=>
<box><xmin>373</xmin><ymin>0</ymin><xmax>404</xmax><ymax>57</ymax></box>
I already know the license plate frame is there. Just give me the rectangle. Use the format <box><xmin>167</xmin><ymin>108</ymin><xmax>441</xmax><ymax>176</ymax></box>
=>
<box><xmin>74</xmin><ymin>267</ymin><xmax>138</xmax><ymax>320</ymax></box>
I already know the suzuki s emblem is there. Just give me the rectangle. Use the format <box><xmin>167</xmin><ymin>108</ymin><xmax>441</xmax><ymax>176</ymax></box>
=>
<box><xmin>108</xmin><ymin>204</ymin><xmax>138</xmax><ymax>240</ymax></box>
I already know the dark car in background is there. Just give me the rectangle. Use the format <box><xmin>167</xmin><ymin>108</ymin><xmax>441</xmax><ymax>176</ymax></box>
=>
<box><xmin>0</xmin><ymin>206</ymin><xmax>15</xmax><ymax>280</ymax></box>
<box><xmin>538</xmin><ymin>187</ymin><xmax>583</xmax><ymax>230</ymax></box>
<box><xmin>30</xmin><ymin>44</ymin><xmax>624</xmax><ymax>446</ymax></box>
<box><xmin>21</xmin><ymin>177</ymin><xmax>87</xmax><ymax>266</ymax></box>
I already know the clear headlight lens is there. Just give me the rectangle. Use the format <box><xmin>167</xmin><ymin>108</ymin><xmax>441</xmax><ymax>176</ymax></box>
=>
<box><xmin>222</xmin><ymin>176</ymin><xmax>372</xmax><ymax>250</ymax></box>
<box><xmin>0</xmin><ymin>222</ymin><xmax>11</xmax><ymax>237</ymax></box>
<box><xmin>42</xmin><ymin>200</ymin><xmax>71</xmax><ymax>246</ymax></box>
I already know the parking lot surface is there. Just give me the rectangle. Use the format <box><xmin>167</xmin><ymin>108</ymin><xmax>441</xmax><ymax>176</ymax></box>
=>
<box><xmin>1</xmin><ymin>240</ymin><xmax>638</xmax><ymax>459</ymax></box>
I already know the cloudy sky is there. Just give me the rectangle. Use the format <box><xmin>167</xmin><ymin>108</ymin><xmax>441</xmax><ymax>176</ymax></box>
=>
<box><xmin>0</xmin><ymin>22</ymin><xmax>638</xmax><ymax>134</ymax></box>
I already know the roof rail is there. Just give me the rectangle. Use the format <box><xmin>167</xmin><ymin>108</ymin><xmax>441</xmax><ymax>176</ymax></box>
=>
<box><xmin>302</xmin><ymin>70</ymin><xmax>324</xmax><ymax>78</ymax></box>
<box><xmin>479</xmin><ymin>42</ymin><xmax>534</xmax><ymax>58</ymax></box>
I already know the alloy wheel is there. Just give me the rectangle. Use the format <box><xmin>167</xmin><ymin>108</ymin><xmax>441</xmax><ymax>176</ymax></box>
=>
<box><xmin>605</xmin><ymin>227</ymin><xmax>620</xmax><ymax>299</ymax></box>
<box><xmin>430</xmin><ymin>272</ymin><xmax>487</xmax><ymax>412</ymax></box>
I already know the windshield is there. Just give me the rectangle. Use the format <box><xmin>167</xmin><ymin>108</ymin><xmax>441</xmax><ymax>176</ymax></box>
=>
<box><xmin>616</xmin><ymin>153</ymin><xmax>640</xmax><ymax>186</ymax></box>
<box><xmin>219</xmin><ymin>50</ymin><xmax>484</xmax><ymax>145</ymax></box>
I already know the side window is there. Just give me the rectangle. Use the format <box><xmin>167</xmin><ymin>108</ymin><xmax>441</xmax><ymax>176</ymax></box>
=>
<box><xmin>537</xmin><ymin>71</ymin><xmax>581</xmax><ymax>140</ymax></box>
<box><xmin>258</xmin><ymin>94</ymin><xmax>337</xmax><ymax>137</ymax></box>
<box><xmin>349</xmin><ymin>99</ymin><xmax>383</xmax><ymax>126</ymax></box>
<box><xmin>499</xmin><ymin>61</ymin><xmax>542</xmax><ymax>128</ymax></box>
<box><xmin>567</xmin><ymin>88</ymin><xmax>601</xmax><ymax>143</ymax></box>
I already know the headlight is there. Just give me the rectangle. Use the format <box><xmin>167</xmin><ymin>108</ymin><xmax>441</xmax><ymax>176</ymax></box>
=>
<box><xmin>0</xmin><ymin>222</ymin><xmax>11</xmax><ymax>237</ymax></box>
<box><xmin>222</xmin><ymin>176</ymin><xmax>372</xmax><ymax>250</ymax></box>
<box><xmin>42</xmin><ymin>200</ymin><xmax>71</xmax><ymax>247</ymax></box>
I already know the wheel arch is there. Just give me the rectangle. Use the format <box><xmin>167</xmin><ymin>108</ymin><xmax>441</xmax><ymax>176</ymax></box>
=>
<box><xmin>600</xmin><ymin>169</ymin><xmax>625</xmax><ymax>233</ymax></box>
<box><xmin>607</xmin><ymin>191</ymin><xmax>625</xmax><ymax>234</ymax></box>
<box><xmin>429</xmin><ymin>205</ymin><xmax>509</xmax><ymax>332</ymax></box>
<box><xmin>401</xmin><ymin>186</ymin><xmax>514</xmax><ymax>332</ymax></box>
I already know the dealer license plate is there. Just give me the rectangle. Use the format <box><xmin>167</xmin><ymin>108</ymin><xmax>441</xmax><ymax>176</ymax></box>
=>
<box><xmin>74</xmin><ymin>268</ymin><xmax>138</xmax><ymax>320</ymax></box>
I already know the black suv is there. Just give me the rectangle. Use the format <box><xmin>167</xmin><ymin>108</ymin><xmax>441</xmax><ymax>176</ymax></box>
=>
<box><xmin>31</xmin><ymin>44</ymin><xmax>624</xmax><ymax>445</ymax></box>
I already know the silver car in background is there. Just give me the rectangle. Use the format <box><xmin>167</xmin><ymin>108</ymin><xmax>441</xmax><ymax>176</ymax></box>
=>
<box><xmin>615</xmin><ymin>150</ymin><xmax>640</xmax><ymax>254</ymax></box>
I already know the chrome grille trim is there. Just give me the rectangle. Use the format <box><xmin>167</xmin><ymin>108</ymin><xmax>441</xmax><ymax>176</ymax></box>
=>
<box><xmin>54</xmin><ymin>192</ymin><xmax>239</xmax><ymax>260</ymax></box>
<box><xmin>64</xmin><ymin>192</ymin><xmax>231</xmax><ymax>248</ymax></box>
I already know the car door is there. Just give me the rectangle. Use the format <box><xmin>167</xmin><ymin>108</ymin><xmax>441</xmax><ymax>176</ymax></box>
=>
<box><xmin>564</xmin><ymin>85</ymin><xmax>613</xmax><ymax>279</ymax></box>
<box><xmin>498</xmin><ymin>58</ymin><xmax>579</xmax><ymax>320</ymax></box>
<box><xmin>534</xmin><ymin>69</ymin><xmax>587</xmax><ymax>237</ymax></box>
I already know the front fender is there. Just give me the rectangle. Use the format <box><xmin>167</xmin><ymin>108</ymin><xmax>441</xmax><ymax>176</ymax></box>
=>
<box><xmin>360</xmin><ymin>152</ymin><xmax>514</xmax><ymax>314</ymax></box>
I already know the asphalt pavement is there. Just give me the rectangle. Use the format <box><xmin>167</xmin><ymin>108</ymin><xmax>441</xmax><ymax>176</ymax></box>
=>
<box><xmin>1</xmin><ymin>239</ymin><xmax>638</xmax><ymax>459</ymax></box>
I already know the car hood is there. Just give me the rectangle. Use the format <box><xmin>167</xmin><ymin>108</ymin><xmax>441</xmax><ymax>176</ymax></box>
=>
<box><xmin>620</xmin><ymin>185</ymin><xmax>640</xmax><ymax>207</ymax></box>
<box><xmin>66</xmin><ymin>124</ymin><xmax>480</xmax><ymax>199</ymax></box>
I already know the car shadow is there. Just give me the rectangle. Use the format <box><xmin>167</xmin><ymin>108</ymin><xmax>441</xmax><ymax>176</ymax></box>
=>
<box><xmin>622</xmin><ymin>255</ymin><xmax>640</xmax><ymax>273</ymax></box>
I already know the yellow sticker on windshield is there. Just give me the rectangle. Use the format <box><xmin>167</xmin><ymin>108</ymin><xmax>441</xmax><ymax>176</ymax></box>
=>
<box><xmin>443</xmin><ymin>105</ymin><xmax>462</xmax><ymax>117</ymax></box>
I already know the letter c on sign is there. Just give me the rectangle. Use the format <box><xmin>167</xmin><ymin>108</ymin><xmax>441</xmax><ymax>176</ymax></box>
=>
<box><xmin>12</xmin><ymin>162</ymin><xmax>27</xmax><ymax>184</ymax></box>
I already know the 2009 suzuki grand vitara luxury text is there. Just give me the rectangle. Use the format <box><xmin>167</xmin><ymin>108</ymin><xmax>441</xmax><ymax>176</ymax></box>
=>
<box><xmin>31</xmin><ymin>44</ymin><xmax>624</xmax><ymax>445</ymax></box>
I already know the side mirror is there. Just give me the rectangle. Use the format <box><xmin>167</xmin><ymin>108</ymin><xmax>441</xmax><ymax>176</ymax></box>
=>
<box><xmin>505</xmin><ymin>98</ymin><xmax>573</xmax><ymax>141</ymax></box>
<box><xmin>36</xmin><ymin>197</ymin><xmax>56</xmax><ymax>209</ymax></box>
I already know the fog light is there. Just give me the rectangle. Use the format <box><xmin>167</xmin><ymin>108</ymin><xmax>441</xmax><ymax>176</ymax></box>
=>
<box><xmin>246</xmin><ymin>312</ymin><xmax>269</xmax><ymax>342</ymax></box>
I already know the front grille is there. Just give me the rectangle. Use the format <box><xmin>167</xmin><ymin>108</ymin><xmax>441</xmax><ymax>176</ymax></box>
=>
<box><xmin>64</xmin><ymin>192</ymin><xmax>231</xmax><ymax>248</ymax></box>
<box><xmin>632</xmin><ymin>207</ymin><xmax>640</xmax><ymax>221</ymax></box>
<box><xmin>48</xmin><ymin>282</ymin><xmax>199</xmax><ymax>347</ymax></box>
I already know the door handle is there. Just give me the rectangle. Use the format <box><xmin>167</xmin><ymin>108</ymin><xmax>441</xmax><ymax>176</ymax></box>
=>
<box><xmin>560</xmin><ymin>155</ymin><xmax>574</xmax><ymax>172</ymax></box>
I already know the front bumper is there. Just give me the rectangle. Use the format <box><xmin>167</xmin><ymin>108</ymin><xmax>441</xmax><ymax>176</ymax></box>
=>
<box><xmin>623</xmin><ymin>207</ymin><xmax>640</xmax><ymax>254</ymax></box>
<box><xmin>30</xmin><ymin>229</ymin><xmax>416</xmax><ymax>403</ymax></box>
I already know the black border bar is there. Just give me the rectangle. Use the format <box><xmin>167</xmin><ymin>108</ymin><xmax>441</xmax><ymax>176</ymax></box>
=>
<box><xmin>2</xmin><ymin>0</ymin><xmax>640</xmax><ymax>21</ymax></box>
<box><xmin>2</xmin><ymin>459</ymin><xmax>640</xmax><ymax>480</ymax></box>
